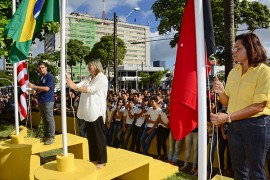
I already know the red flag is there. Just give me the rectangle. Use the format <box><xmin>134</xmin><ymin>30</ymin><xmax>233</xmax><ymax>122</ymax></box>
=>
<box><xmin>169</xmin><ymin>0</ymin><xmax>215</xmax><ymax>140</ymax></box>
<box><xmin>17</xmin><ymin>61</ymin><xmax>28</xmax><ymax>120</ymax></box>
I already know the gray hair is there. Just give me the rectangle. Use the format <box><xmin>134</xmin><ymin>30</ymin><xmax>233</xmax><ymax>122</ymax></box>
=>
<box><xmin>88</xmin><ymin>59</ymin><xmax>104</xmax><ymax>75</ymax></box>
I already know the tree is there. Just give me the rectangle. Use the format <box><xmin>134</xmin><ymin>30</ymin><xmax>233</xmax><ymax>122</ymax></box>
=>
<box><xmin>0</xmin><ymin>1</ymin><xmax>13</xmax><ymax>58</ymax></box>
<box><xmin>224</xmin><ymin>0</ymin><xmax>235</xmax><ymax>81</ymax></box>
<box><xmin>66</xmin><ymin>39</ymin><xmax>90</xmax><ymax>80</ymax></box>
<box><xmin>152</xmin><ymin>0</ymin><xmax>270</xmax><ymax>66</ymax></box>
<box><xmin>28</xmin><ymin>53</ymin><xmax>60</xmax><ymax>85</ymax></box>
<box><xmin>0</xmin><ymin>70</ymin><xmax>13</xmax><ymax>87</ymax></box>
<box><xmin>0</xmin><ymin>1</ymin><xmax>60</xmax><ymax>62</ymax></box>
<box><xmin>85</xmin><ymin>35</ymin><xmax>127</xmax><ymax>72</ymax></box>
<box><xmin>139</xmin><ymin>70</ymin><xmax>168</xmax><ymax>91</ymax></box>
<box><xmin>139</xmin><ymin>72</ymin><xmax>151</xmax><ymax>87</ymax></box>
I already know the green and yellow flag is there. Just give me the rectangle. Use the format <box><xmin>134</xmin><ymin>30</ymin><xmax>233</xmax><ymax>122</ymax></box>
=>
<box><xmin>4</xmin><ymin>0</ymin><xmax>60</xmax><ymax>64</ymax></box>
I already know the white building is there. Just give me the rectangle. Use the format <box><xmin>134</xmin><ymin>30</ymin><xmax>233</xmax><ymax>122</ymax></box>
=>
<box><xmin>44</xmin><ymin>12</ymin><xmax>151</xmax><ymax>82</ymax></box>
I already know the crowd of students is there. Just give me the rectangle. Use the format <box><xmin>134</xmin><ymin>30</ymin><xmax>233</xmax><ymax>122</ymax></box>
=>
<box><xmin>1</xmin><ymin>87</ymin><xmax>260</xmax><ymax>178</ymax></box>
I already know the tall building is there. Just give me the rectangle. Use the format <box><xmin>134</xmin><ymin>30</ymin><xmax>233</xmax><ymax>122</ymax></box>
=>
<box><xmin>45</xmin><ymin>12</ymin><xmax>150</xmax><ymax>82</ymax></box>
<box><xmin>153</xmin><ymin>60</ymin><xmax>166</xmax><ymax>68</ymax></box>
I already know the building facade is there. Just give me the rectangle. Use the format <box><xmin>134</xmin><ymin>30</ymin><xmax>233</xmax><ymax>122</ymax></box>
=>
<box><xmin>153</xmin><ymin>60</ymin><xmax>166</xmax><ymax>68</ymax></box>
<box><xmin>44</xmin><ymin>12</ymin><xmax>150</xmax><ymax>82</ymax></box>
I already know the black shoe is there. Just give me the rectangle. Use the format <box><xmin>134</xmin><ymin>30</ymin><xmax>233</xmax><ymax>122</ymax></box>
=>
<box><xmin>40</xmin><ymin>137</ymin><xmax>48</xmax><ymax>143</ymax></box>
<box><xmin>44</xmin><ymin>138</ymin><xmax>55</xmax><ymax>145</ymax></box>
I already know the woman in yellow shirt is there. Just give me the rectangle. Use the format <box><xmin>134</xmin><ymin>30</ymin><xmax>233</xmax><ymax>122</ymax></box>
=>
<box><xmin>211</xmin><ymin>32</ymin><xmax>270</xmax><ymax>180</ymax></box>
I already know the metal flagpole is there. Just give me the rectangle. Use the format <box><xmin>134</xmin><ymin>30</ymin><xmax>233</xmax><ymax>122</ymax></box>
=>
<box><xmin>194</xmin><ymin>0</ymin><xmax>208</xmax><ymax>179</ymax></box>
<box><xmin>12</xmin><ymin>0</ymin><xmax>20</xmax><ymax>135</ymax></box>
<box><xmin>60</xmin><ymin>0</ymin><xmax>68</xmax><ymax>156</ymax></box>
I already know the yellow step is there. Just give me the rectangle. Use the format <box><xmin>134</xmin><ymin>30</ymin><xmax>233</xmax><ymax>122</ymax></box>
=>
<box><xmin>149</xmin><ymin>158</ymin><xmax>179</xmax><ymax>179</ymax></box>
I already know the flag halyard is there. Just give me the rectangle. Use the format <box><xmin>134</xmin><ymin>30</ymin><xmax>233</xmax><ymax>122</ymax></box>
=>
<box><xmin>169</xmin><ymin>0</ymin><xmax>215</xmax><ymax>141</ymax></box>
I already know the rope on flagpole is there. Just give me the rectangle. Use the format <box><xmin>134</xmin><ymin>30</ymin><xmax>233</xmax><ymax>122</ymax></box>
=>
<box><xmin>25</xmin><ymin>59</ymin><xmax>34</xmax><ymax>137</ymax></box>
<box><xmin>68</xmin><ymin>88</ymin><xmax>77</xmax><ymax>136</ymax></box>
<box><xmin>206</xmin><ymin>59</ymin><xmax>224</xmax><ymax>180</ymax></box>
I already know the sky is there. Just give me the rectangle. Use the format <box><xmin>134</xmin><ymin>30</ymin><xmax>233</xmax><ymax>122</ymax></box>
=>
<box><xmin>31</xmin><ymin>0</ymin><xmax>270</xmax><ymax>70</ymax></box>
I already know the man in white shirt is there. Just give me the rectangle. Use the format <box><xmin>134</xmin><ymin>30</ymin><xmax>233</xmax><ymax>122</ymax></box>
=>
<box><xmin>140</xmin><ymin>96</ymin><xmax>162</xmax><ymax>155</ymax></box>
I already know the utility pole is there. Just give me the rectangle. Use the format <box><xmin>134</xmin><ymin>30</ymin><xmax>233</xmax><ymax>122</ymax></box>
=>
<box><xmin>141</xmin><ymin>61</ymin><xmax>143</xmax><ymax>89</ymax></box>
<box><xmin>114</xmin><ymin>12</ymin><xmax>118</xmax><ymax>93</ymax></box>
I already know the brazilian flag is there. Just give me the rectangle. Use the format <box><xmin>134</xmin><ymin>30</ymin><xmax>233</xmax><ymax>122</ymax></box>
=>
<box><xmin>4</xmin><ymin>0</ymin><xmax>60</xmax><ymax>64</ymax></box>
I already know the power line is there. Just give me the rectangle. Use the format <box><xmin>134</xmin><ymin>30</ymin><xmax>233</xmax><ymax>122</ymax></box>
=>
<box><xmin>130</xmin><ymin>37</ymin><xmax>175</xmax><ymax>44</ymax></box>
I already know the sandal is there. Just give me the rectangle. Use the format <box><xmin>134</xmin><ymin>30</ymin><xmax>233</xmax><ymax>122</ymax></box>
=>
<box><xmin>180</xmin><ymin>165</ymin><xmax>188</xmax><ymax>171</ymax></box>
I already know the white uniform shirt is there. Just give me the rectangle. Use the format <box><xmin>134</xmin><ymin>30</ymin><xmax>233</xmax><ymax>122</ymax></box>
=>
<box><xmin>146</xmin><ymin>107</ymin><xmax>162</xmax><ymax>128</ymax></box>
<box><xmin>135</xmin><ymin>106</ymin><xmax>148</xmax><ymax>127</ymax></box>
<box><xmin>77</xmin><ymin>73</ymin><xmax>108</xmax><ymax>123</ymax></box>
<box><xmin>111</xmin><ymin>105</ymin><xmax>125</xmax><ymax>121</ymax></box>
<box><xmin>158</xmin><ymin>112</ymin><xmax>169</xmax><ymax>128</ymax></box>
<box><xmin>123</xmin><ymin>106</ymin><xmax>137</xmax><ymax>125</ymax></box>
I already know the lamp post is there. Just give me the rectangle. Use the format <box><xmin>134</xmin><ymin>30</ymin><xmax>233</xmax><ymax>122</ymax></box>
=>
<box><xmin>114</xmin><ymin>12</ymin><xmax>118</xmax><ymax>93</ymax></box>
<box><xmin>125</xmin><ymin>7</ymin><xmax>140</xmax><ymax>20</ymax></box>
<box><xmin>135</xmin><ymin>68</ymin><xmax>138</xmax><ymax>90</ymax></box>
<box><xmin>114</xmin><ymin>7</ymin><xmax>140</xmax><ymax>93</ymax></box>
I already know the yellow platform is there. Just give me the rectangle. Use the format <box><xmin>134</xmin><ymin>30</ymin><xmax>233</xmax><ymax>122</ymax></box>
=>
<box><xmin>32</xmin><ymin>133</ymin><xmax>89</xmax><ymax>160</ymax></box>
<box><xmin>34</xmin><ymin>155</ymin><xmax>97</xmax><ymax>180</ymax></box>
<box><xmin>212</xmin><ymin>174</ymin><xmax>233</xmax><ymax>180</ymax></box>
<box><xmin>34</xmin><ymin>147</ymin><xmax>178</xmax><ymax>180</ymax></box>
<box><xmin>98</xmin><ymin>147</ymin><xmax>178</xmax><ymax>180</ymax></box>
<box><xmin>0</xmin><ymin>133</ymin><xmax>89</xmax><ymax>180</ymax></box>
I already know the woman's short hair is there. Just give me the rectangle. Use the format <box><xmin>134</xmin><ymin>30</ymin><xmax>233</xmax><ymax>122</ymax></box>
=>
<box><xmin>88</xmin><ymin>59</ymin><xmax>104</xmax><ymax>74</ymax></box>
<box><xmin>235</xmin><ymin>33</ymin><xmax>267</xmax><ymax>67</ymax></box>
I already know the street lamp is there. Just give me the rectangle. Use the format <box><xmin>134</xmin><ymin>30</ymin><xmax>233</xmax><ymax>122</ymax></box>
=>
<box><xmin>125</xmin><ymin>7</ymin><xmax>140</xmax><ymax>19</ymax></box>
<box><xmin>114</xmin><ymin>7</ymin><xmax>140</xmax><ymax>93</ymax></box>
<box><xmin>135</xmin><ymin>69</ymin><xmax>138</xmax><ymax>90</ymax></box>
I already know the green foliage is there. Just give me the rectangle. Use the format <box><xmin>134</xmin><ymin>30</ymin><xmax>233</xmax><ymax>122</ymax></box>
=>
<box><xmin>139</xmin><ymin>70</ymin><xmax>168</xmax><ymax>89</ymax></box>
<box><xmin>165</xmin><ymin>172</ymin><xmax>198</xmax><ymax>180</ymax></box>
<box><xmin>216</xmin><ymin>70</ymin><xmax>225</xmax><ymax>82</ymax></box>
<box><xmin>139</xmin><ymin>72</ymin><xmax>151</xmax><ymax>85</ymax></box>
<box><xmin>67</xmin><ymin>39</ymin><xmax>90</xmax><ymax>67</ymax></box>
<box><xmin>0</xmin><ymin>70</ymin><xmax>13</xmax><ymax>86</ymax></box>
<box><xmin>0</xmin><ymin>1</ymin><xmax>12</xmax><ymax>58</ymax></box>
<box><xmin>152</xmin><ymin>0</ymin><xmax>270</xmax><ymax>64</ymax></box>
<box><xmin>34</xmin><ymin>22</ymin><xmax>60</xmax><ymax>42</ymax></box>
<box><xmin>86</xmin><ymin>35</ymin><xmax>127</xmax><ymax>70</ymax></box>
<box><xmin>28</xmin><ymin>53</ymin><xmax>60</xmax><ymax>85</ymax></box>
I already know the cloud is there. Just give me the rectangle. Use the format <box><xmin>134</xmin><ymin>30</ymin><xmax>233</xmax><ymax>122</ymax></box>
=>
<box><xmin>238</xmin><ymin>24</ymin><xmax>270</xmax><ymax>58</ymax></box>
<box><xmin>67</xmin><ymin>0</ymin><xmax>143</xmax><ymax>17</ymax></box>
<box><xmin>141</xmin><ymin>10</ymin><xmax>152</xmax><ymax>18</ymax></box>
<box><xmin>255</xmin><ymin>29</ymin><xmax>270</xmax><ymax>57</ymax></box>
<box><xmin>247</xmin><ymin>0</ymin><xmax>270</xmax><ymax>6</ymax></box>
<box><xmin>150</xmin><ymin>31</ymin><xmax>177</xmax><ymax>69</ymax></box>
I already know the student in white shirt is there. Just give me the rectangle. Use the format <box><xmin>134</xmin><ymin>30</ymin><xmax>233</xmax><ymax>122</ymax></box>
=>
<box><xmin>111</xmin><ymin>98</ymin><xmax>125</xmax><ymax>148</ymax></box>
<box><xmin>119</xmin><ymin>98</ymin><xmax>137</xmax><ymax>149</ymax></box>
<box><xmin>130</xmin><ymin>97</ymin><xmax>149</xmax><ymax>153</ymax></box>
<box><xmin>141</xmin><ymin>96</ymin><xmax>162</xmax><ymax>155</ymax></box>
<box><xmin>156</xmin><ymin>110</ymin><xmax>170</xmax><ymax>160</ymax></box>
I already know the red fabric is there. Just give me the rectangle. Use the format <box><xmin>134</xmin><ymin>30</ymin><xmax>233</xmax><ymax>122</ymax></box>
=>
<box><xmin>169</xmin><ymin>0</ymin><xmax>198</xmax><ymax>141</ymax></box>
<box><xmin>17</xmin><ymin>61</ymin><xmax>28</xmax><ymax>120</ymax></box>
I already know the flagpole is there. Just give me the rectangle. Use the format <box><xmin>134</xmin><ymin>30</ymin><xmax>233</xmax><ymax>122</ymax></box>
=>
<box><xmin>194</xmin><ymin>0</ymin><xmax>208</xmax><ymax>179</ymax></box>
<box><xmin>60</xmin><ymin>0</ymin><xmax>68</xmax><ymax>156</ymax></box>
<box><xmin>12</xmin><ymin>0</ymin><xmax>20</xmax><ymax>135</ymax></box>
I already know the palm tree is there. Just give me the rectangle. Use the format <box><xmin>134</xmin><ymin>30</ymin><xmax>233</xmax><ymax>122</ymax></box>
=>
<box><xmin>224</xmin><ymin>0</ymin><xmax>235</xmax><ymax>81</ymax></box>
